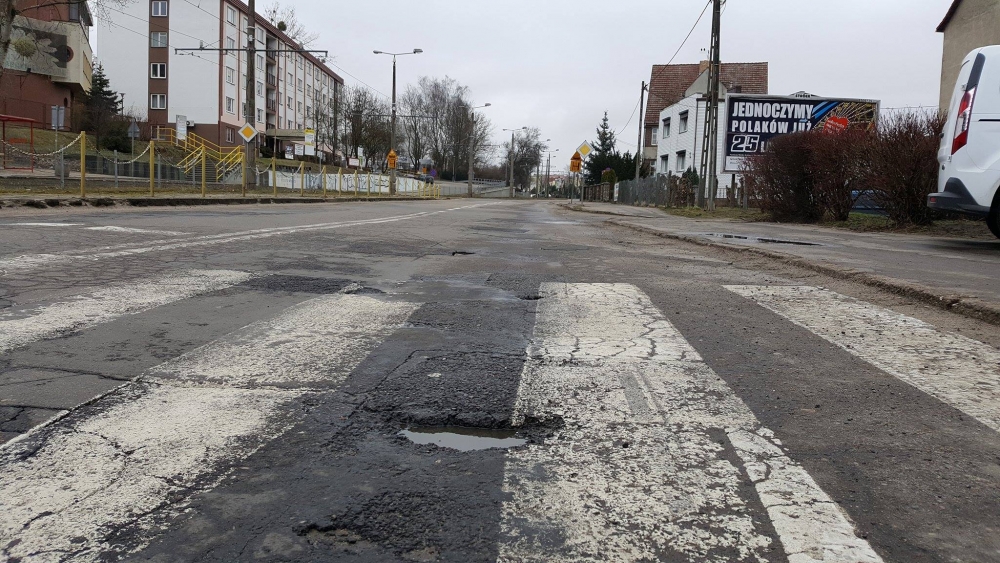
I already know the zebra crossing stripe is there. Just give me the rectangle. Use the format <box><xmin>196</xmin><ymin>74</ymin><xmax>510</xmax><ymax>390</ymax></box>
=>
<box><xmin>500</xmin><ymin>283</ymin><xmax>881</xmax><ymax>563</ymax></box>
<box><xmin>726</xmin><ymin>285</ymin><xmax>1000</xmax><ymax>435</ymax></box>
<box><xmin>0</xmin><ymin>294</ymin><xmax>418</xmax><ymax>563</ymax></box>
<box><xmin>0</xmin><ymin>269</ymin><xmax>253</xmax><ymax>355</ymax></box>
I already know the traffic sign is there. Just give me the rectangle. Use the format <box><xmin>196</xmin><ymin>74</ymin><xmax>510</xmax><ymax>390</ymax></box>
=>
<box><xmin>128</xmin><ymin>119</ymin><xmax>141</xmax><ymax>139</ymax></box>
<box><xmin>570</xmin><ymin>151</ymin><xmax>582</xmax><ymax>173</ymax></box>
<box><xmin>238</xmin><ymin>123</ymin><xmax>257</xmax><ymax>143</ymax></box>
<box><xmin>576</xmin><ymin>142</ymin><xmax>593</xmax><ymax>158</ymax></box>
<box><xmin>387</xmin><ymin>149</ymin><xmax>398</xmax><ymax>169</ymax></box>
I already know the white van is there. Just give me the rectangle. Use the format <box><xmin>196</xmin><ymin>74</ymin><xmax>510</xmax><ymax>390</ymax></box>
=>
<box><xmin>929</xmin><ymin>46</ymin><xmax>1000</xmax><ymax>239</ymax></box>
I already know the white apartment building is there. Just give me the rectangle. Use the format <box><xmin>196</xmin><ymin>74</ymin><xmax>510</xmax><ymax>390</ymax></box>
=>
<box><xmin>97</xmin><ymin>0</ymin><xmax>342</xmax><ymax>150</ymax></box>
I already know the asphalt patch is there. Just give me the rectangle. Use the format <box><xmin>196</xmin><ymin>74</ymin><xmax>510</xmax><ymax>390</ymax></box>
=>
<box><xmin>240</xmin><ymin>275</ymin><xmax>352</xmax><ymax>294</ymax></box>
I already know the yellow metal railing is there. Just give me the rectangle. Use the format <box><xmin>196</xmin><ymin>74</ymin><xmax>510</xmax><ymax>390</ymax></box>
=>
<box><xmin>156</xmin><ymin>126</ymin><xmax>245</xmax><ymax>181</ymax></box>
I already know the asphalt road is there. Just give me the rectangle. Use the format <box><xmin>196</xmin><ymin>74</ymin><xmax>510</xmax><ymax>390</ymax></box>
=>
<box><xmin>1</xmin><ymin>200</ymin><xmax>999</xmax><ymax>563</ymax></box>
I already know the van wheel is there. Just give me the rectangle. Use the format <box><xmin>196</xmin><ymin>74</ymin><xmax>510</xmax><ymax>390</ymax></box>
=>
<box><xmin>989</xmin><ymin>206</ymin><xmax>1000</xmax><ymax>239</ymax></box>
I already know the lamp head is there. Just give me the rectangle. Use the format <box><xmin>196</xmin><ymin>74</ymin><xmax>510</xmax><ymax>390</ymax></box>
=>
<box><xmin>484</xmin><ymin>103</ymin><xmax>492</xmax><ymax>107</ymax></box>
<box><xmin>373</xmin><ymin>50</ymin><xmax>382</xmax><ymax>54</ymax></box>
<box><xmin>413</xmin><ymin>48</ymin><xmax>423</xmax><ymax>54</ymax></box>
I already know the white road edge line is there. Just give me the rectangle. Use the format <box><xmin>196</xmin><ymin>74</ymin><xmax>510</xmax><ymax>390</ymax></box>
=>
<box><xmin>0</xmin><ymin>269</ymin><xmax>254</xmax><ymax>355</ymax></box>
<box><xmin>726</xmin><ymin>285</ymin><xmax>1000</xmax><ymax>435</ymax></box>
<box><xmin>0</xmin><ymin>293</ymin><xmax>419</xmax><ymax>563</ymax></box>
<box><xmin>499</xmin><ymin>283</ymin><xmax>881</xmax><ymax>563</ymax></box>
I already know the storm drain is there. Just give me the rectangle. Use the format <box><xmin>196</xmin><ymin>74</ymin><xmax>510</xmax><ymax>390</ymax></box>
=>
<box><xmin>703</xmin><ymin>233</ymin><xmax>821</xmax><ymax>246</ymax></box>
<box><xmin>400</xmin><ymin>426</ymin><xmax>527</xmax><ymax>451</ymax></box>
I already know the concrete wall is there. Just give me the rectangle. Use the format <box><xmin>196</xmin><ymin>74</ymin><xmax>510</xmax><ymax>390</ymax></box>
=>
<box><xmin>940</xmin><ymin>0</ymin><xmax>1000</xmax><ymax>111</ymax></box>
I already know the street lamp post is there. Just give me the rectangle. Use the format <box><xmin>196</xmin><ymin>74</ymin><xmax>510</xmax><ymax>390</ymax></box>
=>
<box><xmin>503</xmin><ymin>127</ymin><xmax>526</xmax><ymax>198</ymax></box>
<box><xmin>546</xmin><ymin>149</ymin><xmax>559</xmax><ymax>197</ymax></box>
<box><xmin>373</xmin><ymin>48</ymin><xmax>422</xmax><ymax>195</ymax></box>
<box><xmin>467</xmin><ymin>103</ymin><xmax>491</xmax><ymax>197</ymax></box>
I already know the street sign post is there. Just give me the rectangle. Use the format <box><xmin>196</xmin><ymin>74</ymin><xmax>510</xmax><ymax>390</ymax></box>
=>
<box><xmin>570</xmin><ymin>151</ymin><xmax>582</xmax><ymax>173</ymax></box>
<box><xmin>175</xmin><ymin>116</ymin><xmax>187</xmax><ymax>142</ymax></box>
<box><xmin>387</xmin><ymin>149</ymin><xmax>398</xmax><ymax>169</ymax></box>
<box><xmin>304</xmin><ymin>128</ymin><xmax>316</xmax><ymax>156</ymax></box>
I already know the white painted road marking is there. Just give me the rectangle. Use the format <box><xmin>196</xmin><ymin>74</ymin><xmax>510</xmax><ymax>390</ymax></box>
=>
<box><xmin>0</xmin><ymin>269</ymin><xmax>253</xmax><ymax>355</ymax></box>
<box><xmin>0</xmin><ymin>202</ymin><xmax>499</xmax><ymax>274</ymax></box>
<box><xmin>727</xmin><ymin>285</ymin><xmax>1000</xmax><ymax>434</ymax></box>
<box><xmin>500</xmin><ymin>283</ymin><xmax>881</xmax><ymax>563</ymax></box>
<box><xmin>85</xmin><ymin>226</ymin><xmax>189</xmax><ymax>235</ymax></box>
<box><xmin>1</xmin><ymin>222</ymin><xmax>82</xmax><ymax>227</ymax></box>
<box><xmin>0</xmin><ymin>293</ymin><xmax>418</xmax><ymax>563</ymax></box>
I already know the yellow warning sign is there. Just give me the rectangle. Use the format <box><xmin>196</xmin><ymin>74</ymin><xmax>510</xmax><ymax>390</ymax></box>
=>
<box><xmin>570</xmin><ymin>151</ymin><xmax>583</xmax><ymax>173</ymax></box>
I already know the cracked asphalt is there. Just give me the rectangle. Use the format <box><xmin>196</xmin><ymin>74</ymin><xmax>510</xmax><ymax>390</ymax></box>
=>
<box><xmin>1</xmin><ymin>200</ymin><xmax>1000</xmax><ymax>562</ymax></box>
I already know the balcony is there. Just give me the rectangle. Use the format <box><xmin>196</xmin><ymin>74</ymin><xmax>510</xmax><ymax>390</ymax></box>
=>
<box><xmin>266</xmin><ymin>74</ymin><xmax>277</xmax><ymax>88</ymax></box>
<box><xmin>266</xmin><ymin>49</ymin><xmax>278</xmax><ymax>62</ymax></box>
<box><xmin>266</xmin><ymin>99</ymin><xmax>277</xmax><ymax>113</ymax></box>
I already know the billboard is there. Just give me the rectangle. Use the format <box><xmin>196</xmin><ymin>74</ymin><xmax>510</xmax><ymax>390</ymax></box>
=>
<box><xmin>723</xmin><ymin>94</ymin><xmax>879</xmax><ymax>172</ymax></box>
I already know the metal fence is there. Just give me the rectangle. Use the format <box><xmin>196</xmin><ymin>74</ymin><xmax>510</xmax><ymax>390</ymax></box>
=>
<box><xmin>615</xmin><ymin>174</ymin><xmax>746</xmax><ymax>208</ymax></box>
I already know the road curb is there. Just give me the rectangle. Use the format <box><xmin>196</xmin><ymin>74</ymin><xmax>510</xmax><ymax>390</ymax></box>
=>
<box><xmin>607</xmin><ymin>218</ymin><xmax>1000</xmax><ymax>329</ymax></box>
<box><xmin>0</xmin><ymin>196</ymin><xmax>438</xmax><ymax>210</ymax></box>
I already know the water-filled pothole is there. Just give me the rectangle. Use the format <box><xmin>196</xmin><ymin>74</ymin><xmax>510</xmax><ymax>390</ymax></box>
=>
<box><xmin>704</xmin><ymin>233</ymin><xmax>821</xmax><ymax>246</ymax></box>
<box><xmin>399</xmin><ymin>426</ymin><xmax>527</xmax><ymax>451</ymax></box>
<box><xmin>452</xmin><ymin>251</ymin><xmax>476</xmax><ymax>256</ymax></box>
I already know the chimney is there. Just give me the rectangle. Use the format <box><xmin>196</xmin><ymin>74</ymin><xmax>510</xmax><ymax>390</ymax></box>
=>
<box><xmin>699</xmin><ymin>60</ymin><xmax>710</xmax><ymax>74</ymax></box>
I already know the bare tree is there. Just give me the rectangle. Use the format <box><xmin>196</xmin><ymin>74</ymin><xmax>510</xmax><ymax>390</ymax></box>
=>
<box><xmin>1</xmin><ymin>0</ymin><xmax>130</xmax><ymax>86</ymax></box>
<box><xmin>339</xmin><ymin>85</ymin><xmax>391</xmax><ymax>170</ymax></box>
<box><xmin>398</xmin><ymin>76</ymin><xmax>494</xmax><ymax>179</ymax></box>
<box><xmin>263</xmin><ymin>1</ymin><xmax>318</xmax><ymax>48</ymax></box>
<box><xmin>502</xmin><ymin>127</ymin><xmax>546</xmax><ymax>189</ymax></box>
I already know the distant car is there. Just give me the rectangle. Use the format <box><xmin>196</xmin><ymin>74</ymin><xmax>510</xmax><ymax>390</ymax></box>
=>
<box><xmin>929</xmin><ymin>46</ymin><xmax>1000</xmax><ymax>239</ymax></box>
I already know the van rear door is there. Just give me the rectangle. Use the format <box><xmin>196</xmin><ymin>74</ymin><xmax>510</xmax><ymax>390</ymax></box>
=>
<box><xmin>966</xmin><ymin>47</ymin><xmax>1000</xmax><ymax>170</ymax></box>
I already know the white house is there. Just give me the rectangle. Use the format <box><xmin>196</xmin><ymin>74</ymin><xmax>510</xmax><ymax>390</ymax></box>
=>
<box><xmin>655</xmin><ymin>73</ymin><xmax>739</xmax><ymax>197</ymax></box>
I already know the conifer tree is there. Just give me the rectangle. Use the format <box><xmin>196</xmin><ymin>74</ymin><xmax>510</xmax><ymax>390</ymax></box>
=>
<box><xmin>84</xmin><ymin>64</ymin><xmax>121</xmax><ymax>149</ymax></box>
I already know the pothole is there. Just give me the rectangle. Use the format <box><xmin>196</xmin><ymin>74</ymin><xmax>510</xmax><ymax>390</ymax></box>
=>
<box><xmin>451</xmin><ymin>251</ymin><xmax>475</xmax><ymax>256</ymax></box>
<box><xmin>703</xmin><ymin>233</ymin><xmax>822</xmax><ymax>246</ymax></box>
<box><xmin>519</xmin><ymin>295</ymin><xmax>543</xmax><ymax>301</ymax></box>
<box><xmin>399</xmin><ymin>425</ymin><xmax>527</xmax><ymax>451</ymax></box>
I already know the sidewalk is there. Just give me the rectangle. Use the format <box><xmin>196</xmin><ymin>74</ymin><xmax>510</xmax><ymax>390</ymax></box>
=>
<box><xmin>569</xmin><ymin>202</ymin><xmax>1000</xmax><ymax>324</ymax></box>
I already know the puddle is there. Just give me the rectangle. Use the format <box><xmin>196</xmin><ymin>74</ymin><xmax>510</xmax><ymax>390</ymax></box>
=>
<box><xmin>703</xmin><ymin>233</ymin><xmax>821</xmax><ymax>246</ymax></box>
<box><xmin>400</xmin><ymin>426</ymin><xmax>527</xmax><ymax>451</ymax></box>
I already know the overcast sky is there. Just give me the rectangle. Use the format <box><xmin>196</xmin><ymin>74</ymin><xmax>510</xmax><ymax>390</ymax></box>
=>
<box><xmin>299</xmin><ymin>0</ymin><xmax>951</xmax><ymax>167</ymax></box>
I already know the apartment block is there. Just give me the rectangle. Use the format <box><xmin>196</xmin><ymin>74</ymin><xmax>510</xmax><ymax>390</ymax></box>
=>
<box><xmin>97</xmin><ymin>0</ymin><xmax>343</xmax><ymax>149</ymax></box>
<box><xmin>0</xmin><ymin>1</ymin><xmax>94</xmax><ymax>129</ymax></box>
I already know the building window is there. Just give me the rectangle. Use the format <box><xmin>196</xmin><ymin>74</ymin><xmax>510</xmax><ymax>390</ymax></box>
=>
<box><xmin>650</xmin><ymin>126</ymin><xmax>658</xmax><ymax>146</ymax></box>
<box><xmin>660</xmin><ymin>155</ymin><xmax>669</xmax><ymax>173</ymax></box>
<box><xmin>150</xmin><ymin>94</ymin><xmax>167</xmax><ymax>110</ymax></box>
<box><xmin>257</xmin><ymin>108</ymin><xmax>264</xmax><ymax>122</ymax></box>
<box><xmin>287</xmin><ymin>118</ymin><xmax>292</xmax><ymax>128</ymax></box>
<box><xmin>662</xmin><ymin>117</ymin><xmax>671</xmax><ymax>138</ymax></box>
<box><xmin>297</xmin><ymin>101</ymin><xmax>302</xmax><ymax>113</ymax></box>
<box><xmin>679</xmin><ymin>111</ymin><xmax>689</xmax><ymax>134</ymax></box>
<box><xmin>297</xmin><ymin>78</ymin><xmax>303</xmax><ymax>91</ymax></box>
<box><xmin>226</xmin><ymin>6</ymin><xmax>236</xmax><ymax>24</ymax></box>
<box><xmin>257</xmin><ymin>81</ymin><xmax>263</xmax><ymax>96</ymax></box>
<box><xmin>150</xmin><ymin>63</ymin><xmax>166</xmax><ymax>79</ymax></box>
<box><xmin>287</xmin><ymin>72</ymin><xmax>293</xmax><ymax>84</ymax></box>
<box><xmin>257</xmin><ymin>54</ymin><xmax>264</xmax><ymax>68</ymax></box>
<box><xmin>151</xmin><ymin>1</ymin><xmax>168</xmax><ymax>17</ymax></box>
<box><xmin>150</xmin><ymin>31</ymin><xmax>168</xmax><ymax>48</ymax></box>
<box><xmin>676</xmin><ymin>151</ymin><xmax>687</xmax><ymax>172</ymax></box>
<box><xmin>287</xmin><ymin>95</ymin><xmax>292</xmax><ymax>108</ymax></box>
<box><xmin>226</xmin><ymin>97</ymin><xmax>235</xmax><ymax>114</ymax></box>
<box><xmin>306</xmin><ymin>105</ymin><xmax>311</xmax><ymax>116</ymax></box>
<box><xmin>226</xmin><ymin>36</ymin><xmax>235</xmax><ymax>50</ymax></box>
<box><xmin>226</xmin><ymin>127</ymin><xmax>234</xmax><ymax>143</ymax></box>
<box><xmin>225</xmin><ymin>67</ymin><xmax>235</xmax><ymax>84</ymax></box>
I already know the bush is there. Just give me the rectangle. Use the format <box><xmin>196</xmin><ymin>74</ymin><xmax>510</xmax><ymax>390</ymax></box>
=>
<box><xmin>601</xmin><ymin>168</ymin><xmax>618</xmax><ymax>187</ymax></box>
<box><xmin>743</xmin><ymin>133</ymin><xmax>822</xmax><ymax>222</ymax></box>
<box><xmin>865</xmin><ymin>111</ymin><xmax>945</xmax><ymax>226</ymax></box>
<box><xmin>810</xmin><ymin>129</ymin><xmax>868</xmax><ymax>221</ymax></box>
<box><xmin>101</xmin><ymin>120</ymin><xmax>132</xmax><ymax>153</ymax></box>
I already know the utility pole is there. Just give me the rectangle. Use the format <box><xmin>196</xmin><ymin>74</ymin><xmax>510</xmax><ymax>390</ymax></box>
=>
<box><xmin>635</xmin><ymin>81</ymin><xmax>646</xmax><ymax>182</ymax></box>
<box><xmin>545</xmin><ymin>152</ymin><xmax>551</xmax><ymax>197</ymax></box>
<box><xmin>467</xmin><ymin>111</ymin><xmax>476</xmax><ymax>197</ymax></box>
<box><xmin>698</xmin><ymin>0</ymin><xmax>723</xmax><ymax>210</ymax></box>
<box><xmin>390</xmin><ymin>55</ymin><xmax>398</xmax><ymax>195</ymax></box>
<box><xmin>509</xmin><ymin>129</ymin><xmax>516</xmax><ymax>198</ymax></box>
<box><xmin>244</xmin><ymin>0</ymin><xmax>257</xmax><ymax>193</ymax></box>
